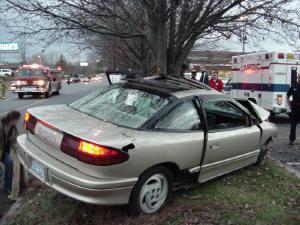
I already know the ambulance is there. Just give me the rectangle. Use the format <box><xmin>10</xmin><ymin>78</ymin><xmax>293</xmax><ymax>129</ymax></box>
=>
<box><xmin>229</xmin><ymin>52</ymin><xmax>300</xmax><ymax>115</ymax></box>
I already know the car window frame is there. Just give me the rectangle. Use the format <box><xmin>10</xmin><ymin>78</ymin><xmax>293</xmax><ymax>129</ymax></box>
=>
<box><xmin>142</xmin><ymin>96</ymin><xmax>204</xmax><ymax>133</ymax></box>
<box><xmin>199</xmin><ymin>97</ymin><xmax>251</xmax><ymax>133</ymax></box>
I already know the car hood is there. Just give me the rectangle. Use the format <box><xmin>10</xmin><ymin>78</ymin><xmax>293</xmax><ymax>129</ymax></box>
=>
<box><xmin>28</xmin><ymin>104</ymin><xmax>135</xmax><ymax>147</ymax></box>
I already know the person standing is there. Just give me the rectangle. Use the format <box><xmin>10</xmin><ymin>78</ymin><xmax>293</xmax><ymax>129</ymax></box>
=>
<box><xmin>200</xmin><ymin>71</ymin><xmax>209</xmax><ymax>85</ymax></box>
<box><xmin>191</xmin><ymin>70</ymin><xmax>198</xmax><ymax>80</ymax></box>
<box><xmin>208</xmin><ymin>72</ymin><xmax>224</xmax><ymax>92</ymax></box>
<box><xmin>0</xmin><ymin>77</ymin><xmax>5</xmax><ymax>99</ymax></box>
<box><xmin>287</xmin><ymin>74</ymin><xmax>300</xmax><ymax>145</ymax></box>
<box><xmin>0</xmin><ymin>111</ymin><xmax>21</xmax><ymax>196</ymax></box>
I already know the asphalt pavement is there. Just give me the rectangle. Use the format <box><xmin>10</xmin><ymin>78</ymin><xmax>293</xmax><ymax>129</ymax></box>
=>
<box><xmin>0</xmin><ymin>81</ymin><xmax>103</xmax><ymax>131</ymax></box>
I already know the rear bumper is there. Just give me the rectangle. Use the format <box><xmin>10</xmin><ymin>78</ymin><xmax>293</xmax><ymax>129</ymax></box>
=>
<box><xmin>17</xmin><ymin>134</ymin><xmax>136</xmax><ymax>205</ymax></box>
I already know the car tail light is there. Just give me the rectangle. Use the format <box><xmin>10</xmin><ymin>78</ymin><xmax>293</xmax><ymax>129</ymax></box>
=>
<box><xmin>276</xmin><ymin>95</ymin><xmax>283</xmax><ymax>105</ymax></box>
<box><xmin>24</xmin><ymin>112</ymin><xmax>38</xmax><ymax>134</ymax></box>
<box><xmin>60</xmin><ymin>134</ymin><xmax>129</xmax><ymax>166</ymax></box>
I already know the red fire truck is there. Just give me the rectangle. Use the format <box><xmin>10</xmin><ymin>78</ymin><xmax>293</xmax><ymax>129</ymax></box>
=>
<box><xmin>14</xmin><ymin>64</ymin><xmax>62</xmax><ymax>99</ymax></box>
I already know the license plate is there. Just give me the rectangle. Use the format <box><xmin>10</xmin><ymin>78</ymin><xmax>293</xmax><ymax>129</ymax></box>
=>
<box><xmin>31</xmin><ymin>160</ymin><xmax>46</xmax><ymax>181</ymax></box>
<box><xmin>35</xmin><ymin>122</ymin><xmax>63</xmax><ymax>148</ymax></box>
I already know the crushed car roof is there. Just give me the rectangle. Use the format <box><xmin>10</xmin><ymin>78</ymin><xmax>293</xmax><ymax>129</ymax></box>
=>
<box><xmin>123</xmin><ymin>75</ymin><xmax>221</xmax><ymax>98</ymax></box>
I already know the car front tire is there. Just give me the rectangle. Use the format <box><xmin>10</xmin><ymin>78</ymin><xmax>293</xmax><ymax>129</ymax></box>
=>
<box><xmin>255</xmin><ymin>141</ymin><xmax>270</xmax><ymax>166</ymax></box>
<box><xmin>128</xmin><ymin>166</ymin><xmax>173</xmax><ymax>216</ymax></box>
<box><xmin>18</xmin><ymin>93</ymin><xmax>24</xmax><ymax>99</ymax></box>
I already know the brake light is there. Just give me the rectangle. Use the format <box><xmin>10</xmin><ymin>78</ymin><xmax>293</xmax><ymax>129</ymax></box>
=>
<box><xmin>24</xmin><ymin>112</ymin><xmax>30</xmax><ymax>122</ymax></box>
<box><xmin>79</xmin><ymin>141</ymin><xmax>118</xmax><ymax>156</ymax></box>
<box><xmin>61</xmin><ymin>134</ymin><xmax>129</xmax><ymax>166</ymax></box>
<box><xmin>24</xmin><ymin>112</ymin><xmax>38</xmax><ymax>133</ymax></box>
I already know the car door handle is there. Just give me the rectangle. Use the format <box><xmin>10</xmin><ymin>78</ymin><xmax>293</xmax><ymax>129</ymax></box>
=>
<box><xmin>210</xmin><ymin>145</ymin><xmax>220</xmax><ymax>150</ymax></box>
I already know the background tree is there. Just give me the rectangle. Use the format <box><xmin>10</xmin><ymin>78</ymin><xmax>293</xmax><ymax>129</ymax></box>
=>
<box><xmin>4</xmin><ymin>0</ymin><xmax>300</xmax><ymax>75</ymax></box>
<box><xmin>55</xmin><ymin>54</ymin><xmax>75</xmax><ymax>73</ymax></box>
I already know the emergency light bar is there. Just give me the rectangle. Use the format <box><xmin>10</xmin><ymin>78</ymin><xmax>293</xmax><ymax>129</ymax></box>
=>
<box><xmin>22</xmin><ymin>64</ymin><xmax>50</xmax><ymax>70</ymax></box>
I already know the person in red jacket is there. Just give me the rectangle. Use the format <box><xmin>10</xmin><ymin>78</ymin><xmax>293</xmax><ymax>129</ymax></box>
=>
<box><xmin>208</xmin><ymin>72</ymin><xmax>224</xmax><ymax>92</ymax></box>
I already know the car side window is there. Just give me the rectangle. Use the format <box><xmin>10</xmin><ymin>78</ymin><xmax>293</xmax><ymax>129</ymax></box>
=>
<box><xmin>154</xmin><ymin>101</ymin><xmax>201</xmax><ymax>131</ymax></box>
<box><xmin>203</xmin><ymin>100</ymin><xmax>249</xmax><ymax>131</ymax></box>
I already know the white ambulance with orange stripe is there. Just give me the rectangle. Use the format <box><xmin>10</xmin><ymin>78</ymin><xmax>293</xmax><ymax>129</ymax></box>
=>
<box><xmin>229</xmin><ymin>52</ymin><xmax>300</xmax><ymax>115</ymax></box>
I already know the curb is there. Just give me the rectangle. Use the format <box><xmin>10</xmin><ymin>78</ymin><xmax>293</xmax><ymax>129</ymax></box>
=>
<box><xmin>270</xmin><ymin>156</ymin><xmax>300</xmax><ymax>179</ymax></box>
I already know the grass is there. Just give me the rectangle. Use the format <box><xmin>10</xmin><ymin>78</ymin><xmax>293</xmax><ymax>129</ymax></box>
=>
<box><xmin>6</xmin><ymin>160</ymin><xmax>300</xmax><ymax>225</ymax></box>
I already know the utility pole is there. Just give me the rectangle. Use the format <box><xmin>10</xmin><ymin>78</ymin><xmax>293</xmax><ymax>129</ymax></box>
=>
<box><xmin>239</xmin><ymin>16</ymin><xmax>248</xmax><ymax>53</ymax></box>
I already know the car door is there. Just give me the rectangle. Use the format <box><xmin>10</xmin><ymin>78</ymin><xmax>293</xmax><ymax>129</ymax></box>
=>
<box><xmin>142</xmin><ymin>99</ymin><xmax>205</xmax><ymax>172</ymax></box>
<box><xmin>198</xmin><ymin>98</ymin><xmax>261</xmax><ymax>183</ymax></box>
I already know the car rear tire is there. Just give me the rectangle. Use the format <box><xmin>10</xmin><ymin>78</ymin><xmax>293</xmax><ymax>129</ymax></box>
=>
<box><xmin>53</xmin><ymin>90</ymin><xmax>60</xmax><ymax>95</ymax></box>
<box><xmin>255</xmin><ymin>141</ymin><xmax>270</xmax><ymax>166</ymax></box>
<box><xmin>18</xmin><ymin>93</ymin><xmax>24</xmax><ymax>99</ymax></box>
<box><xmin>128</xmin><ymin>166</ymin><xmax>173</xmax><ymax>216</ymax></box>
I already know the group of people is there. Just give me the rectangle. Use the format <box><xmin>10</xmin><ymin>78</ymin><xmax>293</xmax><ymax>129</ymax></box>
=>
<box><xmin>191</xmin><ymin>70</ymin><xmax>224</xmax><ymax>92</ymax></box>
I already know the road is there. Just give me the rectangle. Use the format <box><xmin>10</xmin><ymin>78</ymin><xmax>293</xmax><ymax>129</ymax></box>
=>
<box><xmin>0</xmin><ymin>82</ymin><xmax>102</xmax><ymax>131</ymax></box>
<box><xmin>269</xmin><ymin>115</ymin><xmax>300</xmax><ymax>175</ymax></box>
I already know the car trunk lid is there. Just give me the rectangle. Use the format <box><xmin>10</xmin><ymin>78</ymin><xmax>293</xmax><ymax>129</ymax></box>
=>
<box><xmin>26</xmin><ymin>104</ymin><xmax>135</xmax><ymax>178</ymax></box>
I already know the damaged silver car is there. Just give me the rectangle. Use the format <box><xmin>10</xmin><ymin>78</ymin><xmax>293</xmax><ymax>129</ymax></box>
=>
<box><xmin>17</xmin><ymin>75</ymin><xmax>277</xmax><ymax>215</ymax></box>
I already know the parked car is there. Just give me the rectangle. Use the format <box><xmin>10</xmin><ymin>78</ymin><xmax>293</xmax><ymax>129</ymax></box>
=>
<box><xmin>80</xmin><ymin>76</ymin><xmax>89</xmax><ymax>82</ymax></box>
<box><xmin>0</xmin><ymin>69</ymin><xmax>13</xmax><ymax>77</ymax></box>
<box><xmin>72</xmin><ymin>74</ymin><xmax>80</xmax><ymax>83</ymax></box>
<box><xmin>17</xmin><ymin>75</ymin><xmax>277</xmax><ymax>215</ymax></box>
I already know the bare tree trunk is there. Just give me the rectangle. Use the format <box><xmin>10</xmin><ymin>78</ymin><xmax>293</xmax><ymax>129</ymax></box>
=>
<box><xmin>156</xmin><ymin>22</ymin><xmax>167</xmax><ymax>74</ymax></box>
<box><xmin>148</xmin><ymin>0</ymin><xmax>168</xmax><ymax>75</ymax></box>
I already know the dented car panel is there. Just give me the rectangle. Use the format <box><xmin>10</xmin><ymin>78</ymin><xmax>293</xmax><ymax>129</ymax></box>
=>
<box><xmin>17</xmin><ymin>76</ymin><xmax>277</xmax><ymax>207</ymax></box>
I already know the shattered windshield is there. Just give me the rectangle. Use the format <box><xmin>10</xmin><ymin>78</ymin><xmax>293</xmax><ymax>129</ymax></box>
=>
<box><xmin>70</xmin><ymin>86</ymin><xmax>170</xmax><ymax>128</ymax></box>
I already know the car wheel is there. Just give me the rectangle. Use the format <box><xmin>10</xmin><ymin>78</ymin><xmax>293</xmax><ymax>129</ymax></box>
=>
<box><xmin>45</xmin><ymin>86</ymin><xmax>51</xmax><ymax>98</ymax></box>
<box><xmin>18</xmin><ymin>93</ymin><xmax>24</xmax><ymax>99</ymax></box>
<box><xmin>53</xmin><ymin>90</ymin><xmax>60</xmax><ymax>95</ymax></box>
<box><xmin>128</xmin><ymin>166</ymin><xmax>173</xmax><ymax>216</ymax></box>
<box><xmin>255</xmin><ymin>141</ymin><xmax>269</xmax><ymax>166</ymax></box>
